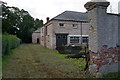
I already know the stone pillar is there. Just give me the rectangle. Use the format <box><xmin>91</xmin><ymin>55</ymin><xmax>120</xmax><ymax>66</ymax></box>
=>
<box><xmin>118</xmin><ymin>2</ymin><xmax>120</xmax><ymax>71</ymax></box>
<box><xmin>84</xmin><ymin>0</ymin><xmax>120</xmax><ymax>75</ymax></box>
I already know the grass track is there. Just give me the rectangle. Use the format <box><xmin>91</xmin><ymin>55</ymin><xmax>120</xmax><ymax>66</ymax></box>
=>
<box><xmin>2</xmin><ymin>44</ymin><xmax>90</xmax><ymax>78</ymax></box>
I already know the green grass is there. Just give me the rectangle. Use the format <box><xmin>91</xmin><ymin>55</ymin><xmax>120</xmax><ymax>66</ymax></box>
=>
<box><xmin>1</xmin><ymin>48</ymin><xmax>17</xmax><ymax>79</ymax></box>
<box><xmin>3</xmin><ymin>44</ymin><xmax>91</xmax><ymax>78</ymax></box>
<box><xmin>0</xmin><ymin>57</ymin><xmax>1</xmax><ymax>79</ymax></box>
<box><xmin>42</xmin><ymin>46</ymin><xmax>87</xmax><ymax>71</ymax></box>
<box><xmin>5</xmin><ymin>44</ymin><xmax>120</xmax><ymax>78</ymax></box>
<box><xmin>102</xmin><ymin>72</ymin><xmax>120</xmax><ymax>78</ymax></box>
<box><xmin>2</xmin><ymin>49</ymin><xmax>17</xmax><ymax>65</ymax></box>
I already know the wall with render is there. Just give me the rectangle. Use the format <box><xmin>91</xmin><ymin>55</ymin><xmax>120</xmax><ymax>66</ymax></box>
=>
<box><xmin>84</xmin><ymin>1</ymin><xmax>120</xmax><ymax>75</ymax></box>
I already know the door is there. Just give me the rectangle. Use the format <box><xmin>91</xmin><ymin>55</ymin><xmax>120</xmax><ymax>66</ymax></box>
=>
<box><xmin>37</xmin><ymin>38</ymin><xmax>39</xmax><ymax>44</ymax></box>
<box><xmin>56</xmin><ymin>34</ymin><xmax>68</xmax><ymax>49</ymax></box>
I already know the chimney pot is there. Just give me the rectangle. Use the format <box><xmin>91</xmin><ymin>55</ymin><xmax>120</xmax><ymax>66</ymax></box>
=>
<box><xmin>46</xmin><ymin>17</ymin><xmax>49</xmax><ymax>22</ymax></box>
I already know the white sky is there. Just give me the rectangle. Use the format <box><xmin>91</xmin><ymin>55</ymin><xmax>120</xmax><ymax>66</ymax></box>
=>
<box><xmin>2</xmin><ymin>0</ymin><xmax>120</xmax><ymax>23</ymax></box>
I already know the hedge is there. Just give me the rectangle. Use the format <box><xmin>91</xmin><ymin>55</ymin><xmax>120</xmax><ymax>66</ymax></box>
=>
<box><xmin>2</xmin><ymin>34</ymin><xmax>21</xmax><ymax>56</ymax></box>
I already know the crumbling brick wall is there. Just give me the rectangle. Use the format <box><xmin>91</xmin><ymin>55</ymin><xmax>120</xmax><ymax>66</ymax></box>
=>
<box><xmin>89</xmin><ymin>45</ymin><xmax>120</xmax><ymax>74</ymax></box>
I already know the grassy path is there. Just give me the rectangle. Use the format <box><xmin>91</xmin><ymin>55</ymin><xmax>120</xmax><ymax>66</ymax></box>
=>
<box><xmin>2</xmin><ymin>44</ymin><xmax>89</xmax><ymax>78</ymax></box>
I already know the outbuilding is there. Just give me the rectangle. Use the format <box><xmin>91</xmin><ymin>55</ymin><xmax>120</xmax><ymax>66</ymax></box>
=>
<box><xmin>32</xmin><ymin>29</ymin><xmax>40</xmax><ymax>44</ymax></box>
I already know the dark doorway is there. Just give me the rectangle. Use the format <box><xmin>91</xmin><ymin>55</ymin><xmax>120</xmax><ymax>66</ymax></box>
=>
<box><xmin>56</xmin><ymin>33</ymin><xmax>68</xmax><ymax>49</ymax></box>
<box><xmin>37</xmin><ymin>38</ymin><xmax>39</xmax><ymax>44</ymax></box>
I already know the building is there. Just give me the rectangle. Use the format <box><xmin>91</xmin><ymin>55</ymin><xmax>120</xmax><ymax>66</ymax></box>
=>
<box><xmin>40</xmin><ymin>11</ymin><xmax>89</xmax><ymax>49</ymax></box>
<box><xmin>32</xmin><ymin>29</ymin><xmax>40</xmax><ymax>44</ymax></box>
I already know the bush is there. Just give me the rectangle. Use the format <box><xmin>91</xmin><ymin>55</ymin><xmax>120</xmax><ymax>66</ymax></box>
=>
<box><xmin>57</xmin><ymin>45</ymin><xmax>82</xmax><ymax>54</ymax></box>
<box><xmin>2</xmin><ymin>34</ymin><xmax>21</xmax><ymax>56</ymax></box>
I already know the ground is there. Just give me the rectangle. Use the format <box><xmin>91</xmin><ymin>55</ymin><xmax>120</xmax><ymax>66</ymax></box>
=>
<box><xmin>2</xmin><ymin>44</ymin><xmax>91</xmax><ymax>78</ymax></box>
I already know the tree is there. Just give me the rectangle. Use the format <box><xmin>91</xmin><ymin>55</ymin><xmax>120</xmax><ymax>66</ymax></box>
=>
<box><xmin>34</xmin><ymin>18</ymin><xmax>43</xmax><ymax>30</ymax></box>
<box><xmin>2</xmin><ymin>4</ymin><xmax>43</xmax><ymax>43</ymax></box>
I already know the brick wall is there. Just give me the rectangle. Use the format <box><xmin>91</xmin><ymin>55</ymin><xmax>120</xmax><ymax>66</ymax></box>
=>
<box><xmin>89</xmin><ymin>45</ymin><xmax>120</xmax><ymax>74</ymax></box>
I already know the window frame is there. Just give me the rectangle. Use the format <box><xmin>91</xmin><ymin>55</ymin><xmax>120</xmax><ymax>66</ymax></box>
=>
<box><xmin>82</xmin><ymin>37</ymin><xmax>88</xmax><ymax>44</ymax></box>
<box><xmin>72</xmin><ymin>24</ymin><xmax>78</xmax><ymax>29</ymax></box>
<box><xmin>59</xmin><ymin>23</ymin><xmax>64</xmax><ymax>27</ymax></box>
<box><xmin>70</xmin><ymin>36</ymin><xmax>80</xmax><ymax>43</ymax></box>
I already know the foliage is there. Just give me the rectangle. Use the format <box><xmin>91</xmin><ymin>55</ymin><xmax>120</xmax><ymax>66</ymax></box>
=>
<box><xmin>2</xmin><ymin>34</ymin><xmax>21</xmax><ymax>56</ymax></box>
<box><xmin>2</xmin><ymin>4</ymin><xmax>43</xmax><ymax>43</ymax></box>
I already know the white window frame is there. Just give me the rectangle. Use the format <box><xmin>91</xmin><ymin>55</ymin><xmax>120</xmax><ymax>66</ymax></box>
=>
<box><xmin>69</xmin><ymin>35</ymin><xmax>81</xmax><ymax>44</ymax></box>
<box><xmin>70</xmin><ymin>36</ymin><xmax>79</xmax><ymax>43</ymax></box>
<box><xmin>68</xmin><ymin>35</ymin><xmax>88</xmax><ymax>44</ymax></box>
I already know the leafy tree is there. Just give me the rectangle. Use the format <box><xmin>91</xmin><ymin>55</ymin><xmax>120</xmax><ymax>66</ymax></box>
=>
<box><xmin>2</xmin><ymin>4</ymin><xmax>43</xmax><ymax>43</ymax></box>
<box><xmin>34</xmin><ymin>18</ymin><xmax>43</xmax><ymax>30</ymax></box>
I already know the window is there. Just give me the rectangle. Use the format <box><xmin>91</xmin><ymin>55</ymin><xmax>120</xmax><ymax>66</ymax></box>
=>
<box><xmin>70</xmin><ymin>37</ymin><xmax>79</xmax><ymax>43</ymax></box>
<box><xmin>82</xmin><ymin>37</ymin><xmax>88</xmax><ymax>43</ymax></box>
<box><xmin>57</xmin><ymin>36</ymin><xmax>61</xmax><ymax>39</ymax></box>
<box><xmin>59</xmin><ymin>23</ymin><xmax>64</xmax><ymax>27</ymax></box>
<box><xmin>63</xmin><ymin>36</ymin><xmax>66</xmax><ymax>39</ymax></box>
<box><xmin>72</xmin><ymin>24</ymin><xmax>78</xmax><ymax>29</ymax></box>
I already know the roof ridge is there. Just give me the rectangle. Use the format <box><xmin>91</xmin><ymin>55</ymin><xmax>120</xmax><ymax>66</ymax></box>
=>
<box><xmin>64</xmin><ymin>10</ymin><xmax>86</xmax><ymax>13</ymax></box>
<box><xmin>52</xmin><ymin>11</ymin><xmax>66</xmax><ymax>20</ymax></box>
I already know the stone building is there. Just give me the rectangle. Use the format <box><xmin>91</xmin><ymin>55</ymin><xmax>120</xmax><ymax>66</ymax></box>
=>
<box><xmin>84</xmin><ymin>0</ymin><xmax>120</xmax><ymax>75</ymax></box>
<box><xmin>40</xmin><ymin>11</ymin><xmax>89</xmax><ymax>49</ymax></box>
<box><xmin>32</xmin><ymin>29</ymin><xmax>40</xmax><ymax>44</ymax></box>
<box><xmin>40</xmin><ymin>0</ymin><xmax>120</xmax><ymax>75</ymax></box>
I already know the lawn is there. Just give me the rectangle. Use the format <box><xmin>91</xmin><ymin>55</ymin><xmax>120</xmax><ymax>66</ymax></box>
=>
<box><xmin>2</xmin><ymin>44</ymin><xmax>91</xmax><ymax>78</ymax></box>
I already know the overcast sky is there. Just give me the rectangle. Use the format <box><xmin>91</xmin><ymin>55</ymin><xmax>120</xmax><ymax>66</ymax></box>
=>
<box><xmin>2</xmin><ymin>0</ymin><xmax>120</xmax><ymax>23</ymax></box>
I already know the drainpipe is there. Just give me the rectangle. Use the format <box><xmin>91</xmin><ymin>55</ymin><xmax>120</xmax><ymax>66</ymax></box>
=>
<box><xmin>81</xmin><ymin>22</ymin><xmax>83</xmax><ymax>46</ymax></box>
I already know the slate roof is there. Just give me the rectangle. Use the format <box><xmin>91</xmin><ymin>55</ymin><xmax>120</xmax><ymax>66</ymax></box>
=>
<box><xmin>34</xmin><ymin>28</ymin><xmax>40</xmax><ymax>33</ymax></box>
<box><xmin>52</xmin><ymin>11</ymin><xmax>88</xmax><ymax>22</ymax></box>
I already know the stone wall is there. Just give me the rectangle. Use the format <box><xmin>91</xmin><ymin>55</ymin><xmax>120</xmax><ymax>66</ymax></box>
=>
<box><xmin>118</xmin><ymin>16</ymin><xmax>120</xmax><ymax>45</ymax></box>
<box><xmin>52</xmin><ymin>20</ymin><xmax>89</xmax><ymax>36</ymax></box>
<box><xmin>84</xmin><ymin>0</ymin><xmax>120</xmax><ymax>75</ymax></box>
<box><xmin>45</xmin><ymin>22</ymin><xmax>54</xmax><ymax>49</ymax></box>
<box><xmin>40</xmin><ymin>27</ymin><xmax>45</xmax><ymax>46</ymax></box>
<box><xmin>52</xmin><ymin>20</ymin><xmax>89</xmax><ymax>49</ymax></box>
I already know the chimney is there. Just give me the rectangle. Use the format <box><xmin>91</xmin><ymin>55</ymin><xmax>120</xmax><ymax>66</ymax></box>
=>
<box><xmin>46</xmin><ymin>17</ymin><xmax>50</xmax><ymax>22</ymax></box>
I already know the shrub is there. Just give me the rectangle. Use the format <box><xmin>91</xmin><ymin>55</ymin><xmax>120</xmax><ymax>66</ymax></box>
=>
<box><xmin>57</xmin><ymin>45</ymin><xmax>82</xmax><ymax>54</ymax></box>
<box><xmin>2</xmin><ymin>34</ymin><xmax>21</xmax><ymax>56</ymax></box>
